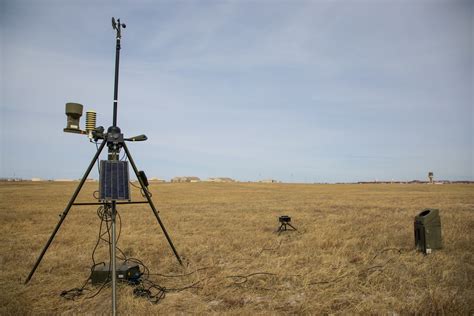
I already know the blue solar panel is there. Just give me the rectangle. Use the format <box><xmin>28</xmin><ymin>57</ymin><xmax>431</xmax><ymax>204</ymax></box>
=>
<box><xmin>99</xmin><ymin>160</ymin><xmax>130</xmax><ymax>201</ymax></box>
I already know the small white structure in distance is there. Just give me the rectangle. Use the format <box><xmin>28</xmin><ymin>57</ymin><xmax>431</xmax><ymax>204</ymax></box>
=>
<box><xmin>259</xmin><ymin>179</ymin><xmax>279</xmax><ymax>183</ymax></box>
<box><xmin>171</xmin><ymin>176</ymin><xmax>201</xmax><ymax>183</ymax></box>
<box><xmin>149</xmin><ymin>177</ymin><xmax>166</xmax><ymax>183</ymax></box>
<box><xmin>206</xmin><ymin>177</ymin><xmax>235</xmax><ymax>183</ymax></box>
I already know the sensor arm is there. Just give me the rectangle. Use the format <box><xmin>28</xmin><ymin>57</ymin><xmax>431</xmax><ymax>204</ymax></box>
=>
<box><xmin>89</xmin><ymin>128</ymin><xmax>146</xmax><ymax>142</ymax></box>
<box><xmin>63</xmin><ymin>128</ymin><xmax>87</xmax><ymax>135</ymax></box>
<box><xmin>124</xmin><ymin>134</ymin><xmax>147</xmax><ymax>142</ymax></box>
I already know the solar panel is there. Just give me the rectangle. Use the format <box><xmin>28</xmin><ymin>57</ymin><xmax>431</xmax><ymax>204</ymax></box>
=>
<box><xmin>99</xmin><ymin>160</ymin><xmax>130</xmax><ymax>201</ymax></box>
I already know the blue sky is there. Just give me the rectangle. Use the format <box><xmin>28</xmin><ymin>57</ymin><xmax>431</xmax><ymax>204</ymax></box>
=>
<box><xmin>1</xmin><ymin>0</ymin><xmax>472</xmax><ymax>182</ymax></box>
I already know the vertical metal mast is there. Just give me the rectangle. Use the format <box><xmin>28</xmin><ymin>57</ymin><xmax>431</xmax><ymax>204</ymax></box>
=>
<box><xmin>111</xmin><ymin>205</ymin><xmax>117</xmax><ymax>316</ymax></box>
<box><xmin>112</xmin><ymin>18</ymin><xmax>124</xmax><ymax>127</ymax></box>
<box><xmin>110</xmin><ymin>17</ymin><xmax>125</xmax><ymax>316</ymax></box>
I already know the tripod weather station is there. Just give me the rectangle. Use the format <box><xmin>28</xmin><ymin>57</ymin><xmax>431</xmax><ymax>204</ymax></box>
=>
<box><xmin>25</xmin><ymin>18</ymin><xmax>182</xmax><ymax>314</ymax></box>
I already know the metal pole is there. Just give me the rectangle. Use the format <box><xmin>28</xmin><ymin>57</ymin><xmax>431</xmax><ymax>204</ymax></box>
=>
<box><xmin>107</xmin><ymin>145</ymin><xmax>119</xmax><ymax>315</ymax></box>
<box><xmin>107</xmin><ymin>141</ymin><xmax>120</xmax><ymax>315</ymax></box>
<box><xmin>112</xmin><ymin>36</ymin><xmax>120</xmax><ymax>127</ymax></box>
<box><xmin>122</xmin><ymin>142</ymin><xmax>183</xmax><ymax>265</ymax></box>
<box><xmin>110</xmin><ymin>17</ymin><xmax>125</xmax><ymax>314</ymax></box>
<box><xmin>25</xmin><ymin>140</ymin><xmax>107</xmax><ymax>284</ymax></box>
<box><xmin>111</xmin><ymin>201</ymin><xmax>117</xmax><ymax>316</ymax></box>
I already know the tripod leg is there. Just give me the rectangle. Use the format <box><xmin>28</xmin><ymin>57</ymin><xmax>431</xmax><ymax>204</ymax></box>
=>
<box><xmin>287</xmin><ymin>223</ymin><xmax>297</xmax><ymax>231</ymax></box>
<box><xmin>122</xmin><ymin>143</ymin><xmax>183</xmax><ymax>265</ymax></box>
<box><xmin>277</xmin><ymin>224</ymin><xmax>283</xmax><ymax>234</ymax></box>
<box><xmin>25</xmin><ymin>140</ymin><xmax>107</xmax><ymax>284</ymax></box>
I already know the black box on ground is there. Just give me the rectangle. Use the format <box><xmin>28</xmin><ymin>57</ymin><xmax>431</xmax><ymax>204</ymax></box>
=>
<box><xmin>91</xmin><ymin>262</ymin><xmax>141</xmax><ymax>285</ymax></box>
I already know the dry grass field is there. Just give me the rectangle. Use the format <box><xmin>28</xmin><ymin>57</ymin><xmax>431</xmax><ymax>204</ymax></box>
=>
<box><xmin>0</xmin><ymin>181</ymin><xmax>473</xmax><ymax>314</ymax></box>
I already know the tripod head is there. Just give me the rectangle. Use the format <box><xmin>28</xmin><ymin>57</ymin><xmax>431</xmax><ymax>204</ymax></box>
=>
<box><xmin>89</xmin><ymin>126</ymin><xmax>147</xmax><ymax>143</ymax></box>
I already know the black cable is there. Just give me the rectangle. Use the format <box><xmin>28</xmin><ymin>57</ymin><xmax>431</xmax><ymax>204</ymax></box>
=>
<box><xmin>129</xmin><ymin>180</ymin><xmax>153</xmax><ymax>198</ymax></box>
<box><xmin>92</xmin><ymin>206</ymin><xmax>107</xmax><ymax>267</ymax></box>
<box><xmin>132</xmin><ymin>278</ymin><xmax>202</xmax><ymax>304</ymax></box>
<box><xmin>129</xmin><ymin>181</ymin><xmax>141</xmax><ymax>189</ymax></box>
<box><xmin>96</xmin><ymin>206</ymin><xmax>127</xmax><ymax>260</ymax></box>
<box><xmin>61</xmin><ymin>204</ymin><xmax>109</xmax><ymax>300</ymax></box>
<box><xmin>85</xmin><ymin>205</ymin><xmax>113</xmax><ymax>299</ymax></box>
<box><xmin>148</xmin><ymin>267</ymin><xmax>212</xmax><ymax>278</ymax></box>
<box><xmin>94</xmin><ymin>141</ymin><xmax>102</xmax><ymax>175</ymax></box>
<box><xmin>61</xmin><ymin>204</ymin><xmax>200</xmax><ymax>304</ymax></box>
<box><xmin>84</xmin><ymin>204</ymin><xmax>114</xmax><ymax>299</ymax></box>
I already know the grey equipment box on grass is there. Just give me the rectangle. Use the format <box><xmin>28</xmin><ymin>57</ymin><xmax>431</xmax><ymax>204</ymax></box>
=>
<box><xmin>414</xmin><ymin>208</ymin><xmax>442</xmax><ymax>254</ymax></box>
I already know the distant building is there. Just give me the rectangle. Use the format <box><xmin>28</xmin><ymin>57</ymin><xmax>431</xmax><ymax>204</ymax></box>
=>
<box><xmin>206</xmin><ymin>177</ymin><xmax>235</xmax><ymax>183</ymax></box>
<box><xmin>408</xmin><ymin>180</ymin><xmax>427</xmax><ymax>184</ymax></box>
<box><xmin>5</xmin><ymin>178</ymin><xmax>24</xmax><ymax>182</ymax></box>
<box><xmin>31</xmin><ymin>178</ymin><xmax>42</xmax><ymax>182</ymax></box>
<box><xmin>171</xmin><ymin>176</ymin><xmax>201</xmax><ymax>183</ymax></box>
<box><xmin>54</xmin><ymin>179</ymin><xmax>75</xmax><ymax>182</ymax></box>
<box><xmin>149</xmin><ymin>177</ymin><xmax>166</xmax><ymax>183</ymax></box>
<box><xmin>259</xmin><ymin>179</ymin><xmax>278</xmax><ymax>183</ymax></box>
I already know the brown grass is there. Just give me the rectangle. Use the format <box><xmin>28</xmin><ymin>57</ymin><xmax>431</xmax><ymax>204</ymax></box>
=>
<box><xmin>0</xmin><ymin>182</ymin><xmax>473</xmax><ymax>314</ymax></box>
